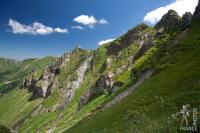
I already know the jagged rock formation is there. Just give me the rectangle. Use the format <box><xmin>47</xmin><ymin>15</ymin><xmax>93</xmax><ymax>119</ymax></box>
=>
<box><xmin>23</xmin><ymin>65</ymin><xmax>59</xmax><ymax>98</ymax></box>
<box><xmin>193</xmin><ymin>0</ymin><xmax>200</xmax><ymax>19</ymax></box>
<box><xmin>181</xmin><ymin>12</ymin><xmax>192</xmax><ymax>29</ymax></box>
<box><xmin>22</xmin><ymin>48</ymin><xmax>89</xmax><ymax>98</ymax></box>
<box><xmin>36</xmin><ymin>66</ymin><xmax>59</xmax><ymax>97</ymax></box>
<box><xmin>154</xmin><ymin>10</ymin><xmax>182</xmax><ymax>32</ymax></box>
<box><xmin>106</xmin><ymin>23</ymin><xmax>149</xmax><ymax>55</ymax></box>
<box><xmin>154</xmin><ymin>10</ymin><xmax>193</xmax><ymax>33</ymax></box>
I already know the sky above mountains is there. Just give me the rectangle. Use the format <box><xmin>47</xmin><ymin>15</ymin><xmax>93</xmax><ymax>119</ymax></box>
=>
<box><xmin>0</xmin><ymin>0</ymin><xmax>198</xmax><ymax>60</ymax></box>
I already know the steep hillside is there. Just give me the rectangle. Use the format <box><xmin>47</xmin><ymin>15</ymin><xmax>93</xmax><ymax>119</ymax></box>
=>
<box><xmin>66</xmin><ymin>19</ymin><xmax>200</xmax><ymax>133</ymax></box>
<box><xmin>0</xmin><ymin>1</ymin><xmax>200</xmax><ymax>133</ymax></box>
<box><xmin>65</xmin><ymin>3</ymin><xmax>200</xmax><ymax>133</ymax></box>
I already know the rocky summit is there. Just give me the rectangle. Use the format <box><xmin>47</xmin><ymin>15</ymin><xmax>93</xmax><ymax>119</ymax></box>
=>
<box><xmin>193</xmin><ymin>0</ymin><xmax>200</xmax><ymax>19</ymax></box>
<box><xmin>181</xmin><ymin>12</ymin><xmax>192</xmax><ymax>29</ymax></box>
<box><xmin>0</xmin><ymin>1</ymin><xmax>200</xmax><ymax>133</ymax></box>
<box><xmin>154</xmin><ymin>10</ymin><xmax>181</xmax><ymax>32</ymax></box>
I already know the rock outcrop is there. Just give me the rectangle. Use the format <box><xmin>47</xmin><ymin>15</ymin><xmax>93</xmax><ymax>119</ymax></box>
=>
<box><xmin>22</xmin><ymin>47</ymin><xmax>89</xmax><ymax>99</ymax></box>
<box><xmin>154</xmin><ymin>10</ymin><xmax>181</xmax><ymax>32</ymax></box>
<box><xmin>181</xmin><ymin>12</ymin><xmax>192</xmax><ymax>29</ymax></box>
<box><xmin>77</xmin><ymin>72</ymin><xmax>117</xmax><ymax>110</ymax></box>
<box><xmin>64</xmin><ymin>57</ymin><xmax>92</xmax><ymax>106</ymax></box>
<box><xmin>106</xmin><ymin>23</ymin><xmax>149</xmax><ymax>55</ymax></box>
<box><xmin>23</xmin><ymin>65</ymin><xmax>59</xmax><ymax>98</ymax></box>
<box><xmin>37</xmin><ymin>65</ymin><xmax>59</xmax><ymax>97</ymax></box>
<box><xmin>193</xmin><ymin>0</ymin><xmax>200</xmax><ymax>19</ymax></box>
<box><xmin>133</xmin><ymin>33</ymin><xmax>154</xmax><ymax>60</ymax></box>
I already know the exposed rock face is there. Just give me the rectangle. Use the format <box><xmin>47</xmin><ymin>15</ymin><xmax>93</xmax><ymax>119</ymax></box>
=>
<box><xmin>77</xmin><ymin>72</ymin><xmax>117</xmax><ymax>110</ymax></box>
<box><xmin>106</xmin><ymin>23</ymin><xmax>149</xmax><ymax>55</ymax></box>
<box><xmin>52</xmin><ymin>48</ymin><xmax>83</xmax><ymax>68</ymax></box>
<box><xmin>106</xmin><ymin>58</ymin><xmax>113</xmax><ymax>68</ymax></box>
<box><xmin>181</xmin><ymin>12</ymin><xmax>192</xmax><ymax>29</ymax></box>
<box><xmin>22</xmin><ymin>75</ymin><xmax>36</xmax><ymax>89</ymax></box>
<box><xmin>23</xmin><ymin>65</ymin><xmax>59</xmax><ymax>98</ymax></box>
<box><xmin>64</xmin><ymin>57</ymin><xmax>92</xmax><ymax>106</ymax></box>
<box><xmin>98</xmin><ymin>72</ymin><xmax>115</xmax><ymax>94</ymax></box>
<box><xmin>38</xmin><ymin>66</ymin><xmax>59</xmax><ymax>97</ymax></box>
<box><xmin>54</xmin><ymin>52</ymin><xmax>70</xmax><ymax>68</ymax></box>
<box><xmin>193</xmin><ymin>0</ymin><xmax>200</xmax><ymax>19</ymax></box>
<box><xmin>122</xmin><ymin>23</ymin><xmax>149</xmax><ymax>47</ymax></box>
<box><xmin>134</xmin><ymin>33</ymin><xmax>154</xmax><ymax>60</ymax></box>
<box><xmin>154</xmin><ymin>10</ymin><xmax>181</xmax><ymax>32</ymax></box>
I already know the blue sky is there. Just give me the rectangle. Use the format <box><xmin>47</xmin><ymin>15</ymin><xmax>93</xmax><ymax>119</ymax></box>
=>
<box><xmin>0</xmin><ymin>0</ymin><xmax>198</xmax><ymax>60</ymax></box>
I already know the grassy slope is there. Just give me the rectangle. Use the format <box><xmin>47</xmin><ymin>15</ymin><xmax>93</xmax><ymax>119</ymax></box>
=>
<box><xmin>0</xmin><ymin>56</ymin><xmax>56</xmax><ymax>130</ymax></box>
<box><xmin>0</xmin><ymin>88</ymin><xmax>42</xmax><ymax>127</ymax></box>
<box><xmin>65</xmin><ymin>21</ymin><xmax>200</xmax><ymax>133</ymax></box>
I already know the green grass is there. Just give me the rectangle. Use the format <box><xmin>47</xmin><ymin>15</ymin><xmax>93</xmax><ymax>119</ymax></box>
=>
<box><xmin>0</xmin><ymin>124</ymin><xmax>11</xmax><ymax>133</ymax></box>
<box><xmin>115</xmin><ymin>70</ymin><xmax>131</xmax><ymax>84</ymax></box>
<box><xmin>0</xmin><ymin>88</ymin><xmax>41</xmax><ymax>127</ymax></box>
<box><xmin>65</xmin><ymin>20</ymin><xmax>200</xmax><ymax>133</ymax></box>
<box><xmin>42</xmin><ymin>89</ymin><xmax>60</xmax><ymax>108</ymax></box>
<box><xmin>93</xmin><ymin>46</ymin><xmax>107</xmax><ymax>74</ymax></box>
<box><xmin>56</xmin><ymin>95</ymin><xmax>106</xmax><ymax>132</ymax></box>
<box><xmin>19</xmin><ymin>111</ymin><xmax>57</xmax><ymax>133</ymax></box>
<box><xmin>133</xmin><ymin>46</ymin><xmax>158</xmax><ymax>71</ymax></box>
<box><xmin>0</xmin><ymin>56</ymin><xmax>57</xmax><ymax>132</ymax></box>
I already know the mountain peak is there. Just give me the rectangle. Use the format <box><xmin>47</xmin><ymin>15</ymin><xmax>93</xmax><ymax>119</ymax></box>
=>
<box><xmin>181</xmin><ymin>12</ymin><xmax>192</xmax><ymax>29</ymax></box>
<box><xmin>154</xmin><ymin>9</ymin><xmax>181</xmax><ymax>32</ymax></box>
<box><xmin>167</xmin><ymin>9</ymin><xmax>179</xmax><ymax>16</ymax></box>
<box><xmin>193</xmin><ymin>0</ymin><xmax>200</xmax><ymax>19</ymax></box>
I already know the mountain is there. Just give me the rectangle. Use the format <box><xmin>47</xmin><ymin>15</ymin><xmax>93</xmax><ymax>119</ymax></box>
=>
<box><xmin>0</xmin><ymin>1</ymin><xmax>200</xmax><ymax>133</ymax></box>
<box><xmin>0</xmin><ymin>58</ymin><xmax>17</xmax><ymax>75</ymax></box>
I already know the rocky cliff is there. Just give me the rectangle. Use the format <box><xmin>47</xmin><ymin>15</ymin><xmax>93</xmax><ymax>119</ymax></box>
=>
<box><xmin>154</xmin><ymin>10</ymin><xmax>192</xmax><ymax>32</ymax></box>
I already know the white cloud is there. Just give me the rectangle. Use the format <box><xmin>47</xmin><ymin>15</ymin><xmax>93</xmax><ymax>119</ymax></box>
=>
<box><xmin>8</xmin><ymin>19</ymin><xmax>34</xmax><ymax>34</ymax></box>
<box><xmin>71</xmin><ymin>26</ymin><xmax>84</xmax><ymax>30</ymax></box>
<box><xmin>143</xmin><ymin>0</ymin><xmax>198</xmax><ymax>24</ymax></box>
<box><xmin>8</xmin><ymin>18</ymin><xmax>68</xmax><ymax>35</ymax></box>
<box><xmin>98</xmin><ymin>38</ymin><xmax>115</xmax><ymax>46</ymax></box>
<box><xmin>73</xmin><ymin>15</ymin><xmax>97</xmax><ymax>28</ymax></box>
<box><xmin>54</xmin><ymin>28</ymin><xmax>68</xmax><ymax>33</ymax></box>
<box><xmin>99</xmin><ymin>18</ymin><xmax>108</xmax><ymax>24</ymax></box>
<box><xmin>32</xmin><ymin>22</ymin><xmax>54</xmax><ymax>35</ymax></box>
<box><xmin>73</xmin><ymin>15</ymin><xmax>108</xmax><ymax>28</ymax></box>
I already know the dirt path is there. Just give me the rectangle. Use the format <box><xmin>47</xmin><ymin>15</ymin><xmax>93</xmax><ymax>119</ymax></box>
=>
<box><xmin>103</xmin><ymin>69</ymin><xmax>154</xmax><ymax>109</ymax></box>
